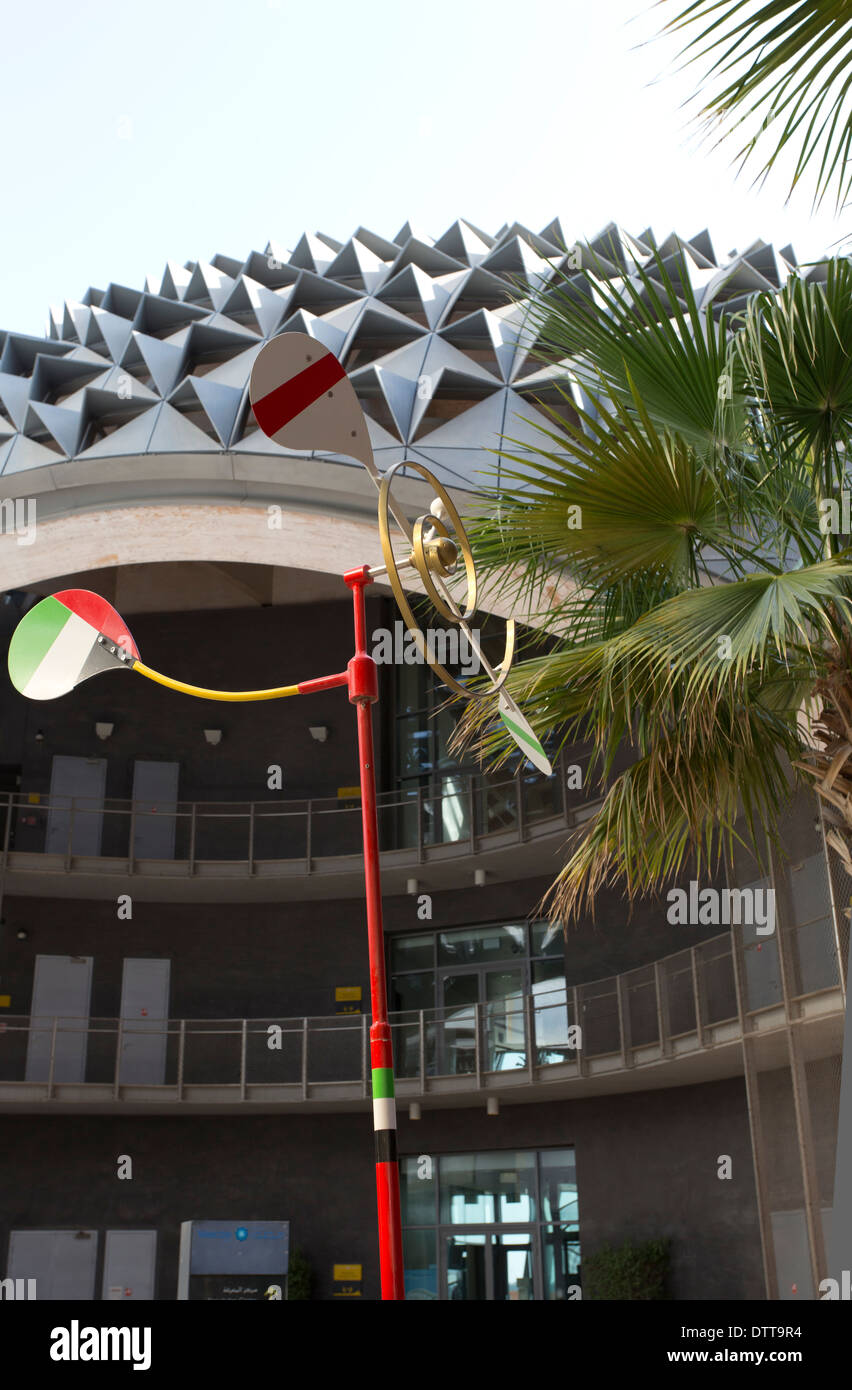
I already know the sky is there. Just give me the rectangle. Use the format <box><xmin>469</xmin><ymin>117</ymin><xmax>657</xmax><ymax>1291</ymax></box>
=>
<box><xmin>0</xmin><ymin>0</ymin><xmax>847</xmax><ymax>338</ymax></box>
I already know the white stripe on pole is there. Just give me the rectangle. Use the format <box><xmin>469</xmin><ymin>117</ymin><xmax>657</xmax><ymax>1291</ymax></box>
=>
<box><xmin>372</xmin><ymin>1097</ymin><xmax>397</xmax><ymax>1132</ymax></box>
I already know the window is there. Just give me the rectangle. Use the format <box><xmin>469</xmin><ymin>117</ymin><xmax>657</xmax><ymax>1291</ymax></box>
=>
<box><xmin>400</xmin><ymin>1148</ymin><xmax>580</xmax><ymax>1301</ymax></box>
<box><xmin>391</xmin><ymin>601</ymin><xmax>560</xmax><ymax>848</ymax></box>
<box><xmin>389</xmin><ymin>920</ymin><xmax>572</xmax><ymax>1078</ymax></box>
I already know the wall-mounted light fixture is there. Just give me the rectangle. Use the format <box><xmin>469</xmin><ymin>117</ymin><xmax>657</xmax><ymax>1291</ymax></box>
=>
<box><xmin>203</xmin><ymin>729</ymin><xmax>222</xmax><ymax>746</ymax></box>
<box><xmin>487</xmin><ymin>1097</ymin><xmax>499</xmax><ymax>1117</ymax></box>
<box><xmin>16</xmin><ymin>929</ymin><xmax>28</xmax><ymax>941</ymax></box>
<box><xmin>309</xmin><ymin>726</ymin><xmax>329</xmax><ymax>743</ymax></box>
<box><xmin>406</xmin><ymin>878</ymin><xmax>419</xmax><ymax>896</ymax></box>
<box><xmin>95</xmin><ymin>722</ymin><xmax>114</xmax><ymax>741</ymax></box>
<box><xmin>474</xmin><ymin>868</ymin><xmax>487</xmax><ymax>887</ymax></box>
<box><xmin>34</xmin><ymin>729</ymin><xmax>44</xmax><ymax>744</ymax></box>
<box><xmin>409</xmin><ymin>1102</ymin><xmax>421</xmax><ymax>1121</ymax></box>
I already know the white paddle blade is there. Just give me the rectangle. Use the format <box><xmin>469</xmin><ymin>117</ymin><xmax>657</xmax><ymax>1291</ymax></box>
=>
<box><xmin>498</xmin><ymin>693</ymin><xmax>552</xmax><ymax>776</ymax></box>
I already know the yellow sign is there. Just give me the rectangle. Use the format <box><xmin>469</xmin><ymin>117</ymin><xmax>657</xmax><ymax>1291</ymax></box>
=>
<box><xmin>335</xmin><ymin>987</ymin><xmax>361</xmax><ymax>1002</ymax></box>
<box><xmin>333</xmin><ymin>1264</ymin><xmax>362</xmax><ymax>1282</ymax></box>
<box><xmin>337</xmin><ymin>786</ymin><xmax>361</xmax><ymax>800</ymax></box>
<box><xmin>0</xmin><ymin>996</ymin><xmax>10</xmax><ymax>1008</ymax></box>
<box><xmin>27</xmin><ymin>793</ymin><xmax>40</xmax><ymax>805</ymax></box>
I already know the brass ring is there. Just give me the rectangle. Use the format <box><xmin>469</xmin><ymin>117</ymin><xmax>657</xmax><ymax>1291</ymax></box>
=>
<box><xmin>378</xmin><ymin>459</ymin><xmax>515</xmax><ymax>700</ymax></box>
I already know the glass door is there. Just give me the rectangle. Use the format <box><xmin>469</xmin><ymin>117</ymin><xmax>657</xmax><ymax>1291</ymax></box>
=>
<box><xmin>442</xmin><ymin>1229</ymin><xmax>538</xmax><ymax>1300</ymax></box>
<box><xmin>438</xmin><ymin>971</ymin><xmax>478</xmax><ymax>1075</ymax></box>
<box><xmin>438</xmin><ymin>965</ymin><xmax>527</xmax><ymax>1075</ymax></box>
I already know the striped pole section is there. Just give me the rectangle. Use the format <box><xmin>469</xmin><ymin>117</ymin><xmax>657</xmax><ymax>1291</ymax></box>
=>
<box><xmin>345</xmin><ymin>565</ymin><xmax>406</xmax><ymax>1300</ymax></box>
<box><xmin>371</xmin><ymin>1022</ymin><xmax>404</xmax><ymax>1299</ymax></box>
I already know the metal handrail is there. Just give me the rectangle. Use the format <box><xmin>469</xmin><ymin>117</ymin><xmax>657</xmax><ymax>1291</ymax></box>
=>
<box><xmin>0</xmin><ymin>926</ymin><xmax>841</xmax><ymax>1102</ymax></box>
<box><xmin>0</xmin><ymin>750</ymin><xmax>596</xmax><ymax>871</ymax></box>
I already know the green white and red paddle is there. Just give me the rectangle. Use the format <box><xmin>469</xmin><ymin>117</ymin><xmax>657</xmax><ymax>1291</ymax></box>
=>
<box><xmin>8</xmin><ymin>590</ymin><xmax>139</xmax><ymax>700</ymax></box>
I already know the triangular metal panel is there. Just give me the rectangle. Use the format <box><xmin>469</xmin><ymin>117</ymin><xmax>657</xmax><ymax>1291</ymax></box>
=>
<box><xmin>90</xmin><ymin>307</ymin><xmax>134</xmax><ymax>362</ymax></box>
<box><xmin>146</xmin><ymin>401</ymin><xmax>220</xmax><ymax>453</ymax></box>
<box><xmin>221</xmin><ymin>276</ymin><xmax>288</xmax><ymax>337</ymax></box>
<box><xmin>125</xmin><ymin>331</ymin><xmax>185</xmax><ymax>396</ymax></box>
<box><xmin>0</xmin><ymin>432</ymin><xmax>62</xmax><ymax>475</ymax></box>
<box><xmin>74</xmin><ymin>404</ymin><xmax>159</xmax><ymax>458</ymax></box>
<box><xmin>373</xmin><ymin>367</ymin><xmax>419</xmax><ymax>441</ymax></box>
<box><xmin>376</xmin><ymin>264</ymin><xmax>452</xmax><ymax>329</ymax></box>
<box><xmin>24</xmin><ymin>401</ymin><xmax>81</xmax><ymax>456</ymax></box>
<box><xmin>0</xmin><ymin>373</ymin><xmax>32</xmax><ymax>430</ymax></box>
<box><xmin>434</xmin><ymin>219</ymin><xmax>493</xmax><ymax>266</ymax></box>
<box><xmin>170</xmin><ymin>376</ymin><xmax>243</xmax><ymax>447</ymax></box>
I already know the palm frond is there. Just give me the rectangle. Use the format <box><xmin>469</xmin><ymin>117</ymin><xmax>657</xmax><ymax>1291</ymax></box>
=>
<box><xmin>659</xmin><ymin>1</ymin><xmax>852</xmax><ymax>210</ymax></box>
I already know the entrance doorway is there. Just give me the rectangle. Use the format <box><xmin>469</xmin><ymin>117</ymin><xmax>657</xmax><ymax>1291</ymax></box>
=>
<box><xmin>443</xmin><ymin>1228</ymin><xmax>537</xmax><ymax>1300</ymax></box>
<box><xmin>438</xmin><ymin>965</ymin><xmax>527</xmax><ymax>1074</ymax></box>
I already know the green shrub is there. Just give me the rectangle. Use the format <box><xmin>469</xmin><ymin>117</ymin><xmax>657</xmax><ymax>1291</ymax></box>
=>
<box><xmin>583</xmin><ymin>1237</ymin><xmax>671</xmax><ymax>1300</ymax></box>
<box><xmin>286</xmin><ymin>1246</ymin><xmax>314</xmax><ymax>1300</ymax></box>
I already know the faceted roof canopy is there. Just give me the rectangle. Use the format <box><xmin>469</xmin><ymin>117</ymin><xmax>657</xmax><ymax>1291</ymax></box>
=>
<box><xmin>0</xmin><ymin>218</ymin><xmax>816</xmax><ymax>493</ymax></box>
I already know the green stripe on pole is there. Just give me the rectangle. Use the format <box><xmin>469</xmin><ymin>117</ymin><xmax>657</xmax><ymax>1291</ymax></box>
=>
<box><xmin>7</xmin><ymin>594</ymin><xmax>71</xmax><ymax>693</ymax></box>
<box><xmin>371</xmin><ymin>1066</ymin><xmax>395</xmax><ymax>1099</ymax></box>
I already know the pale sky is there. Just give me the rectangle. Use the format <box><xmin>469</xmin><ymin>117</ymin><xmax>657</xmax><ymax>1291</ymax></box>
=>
<box><xmin>0</xmin><ymin>0</ymin><xmax>847</xmax><ymax>338</ymax></box>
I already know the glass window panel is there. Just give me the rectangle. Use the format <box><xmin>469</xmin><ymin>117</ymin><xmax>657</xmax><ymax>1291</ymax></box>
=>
<box><xmin>403</xmin><ymin>1229</ymin><xmax>438</xmax><ymax>1300</ymax></box>
<box><xmin>437</xmin><ymin>924</ymin><xmax>526</xmax><ymax>965</ymax></box>
<box><xmin>485</xmin><ymin>968</ymin><xmax>526</xmax><ymax>1071</ymax></box>
<box><xmin>493</xmin><ymin>1233</ymin><xmax>534</xmax><ymax>1301</ymax></box>
<box><xmin>397</xmin><ymin>659</ymin><xmax>427</xmax><ymax>716</ymax></box>
<box><xmin>446</xmin><ymin>1234</ymin><xmax>487</xmax><ymax>1300</ymax></box>
<box><xmin>438</xmin><ymin>973</ymin><xmax>477</xmax><ymax>1075</ymax></box>
<box><xmin>439</xmin><ymin>1152</ymin><xmax>535</xmax><ymax>1224</ymax></box>
<box><xmin>435</xmin><ymin>708</ymin><xmax>463</xmax><ymax>770</ymax></box>
<box><xmin>390</xmin><ymin>971</ymin><xmax>434</xmax><ymax>1014</ymax></box>
<box><xmin>397</xmin><ymin>716</ymin><xmax>433</xmax><ymax>776</ymax></box>
<box><xmin>400</xmin><ymin>1155</ymin><xmax>438</xmax><ymax>1227</ymax></box>
<box><xmin>542</xmin><ymin>1225</ymin><xmax>582</xmax><ymax>1300</ymax></box>
<box><xmin>532</xmin><ymin>920</ymin><xmax>566</xmax><ymax>958</ymax></box>
<box><xmin>390</xmin><ymin>934</ymin><xmax>434</xmax><ymax>974</ymax></box>
<box><xmin>439</xmin><ymin>774</ymin><xmax>469</xmax><ymax>843</ymax></box>
<box><xmin>539</xmin><ymin>1149</ymin><xmax>579</xmax><ymax>1224</ymax></box>
<box><xmin>532</xmin><ymin>959</ymin><xmax>566</xmax><ymax>994</ymax></box>
<box><xmin>532</xmin><ymin>962</ymin><xmax>570</xmax><ymax>1058</ymax></box>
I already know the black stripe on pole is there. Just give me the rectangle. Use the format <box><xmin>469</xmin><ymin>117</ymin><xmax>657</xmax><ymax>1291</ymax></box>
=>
<box><xmin>374</xmin><ymin>1130</ymin><xmax>398</xmax><ymax>1164</ymax></box>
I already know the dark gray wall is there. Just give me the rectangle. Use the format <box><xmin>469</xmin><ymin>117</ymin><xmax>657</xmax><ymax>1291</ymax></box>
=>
<box><xmin>0</xmin><ymin>596</ymin><xmax>390</xmax><ymax>810</ymax></box>
<box><xmin>0</xmin><ymin>874</ymin><xmax>734</xmax><ymax>1024</ymax></box>
<box><xmin>0</xmin><ymin>1075</ymin><xmax>763</xmax><ymax>1301</ymax></box>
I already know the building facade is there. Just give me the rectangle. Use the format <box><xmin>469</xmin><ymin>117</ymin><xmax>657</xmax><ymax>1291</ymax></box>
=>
<box><xmin>0</xmin><ymin>219</ymin><xmax>845</xmax><ymax>1300</ymax></box>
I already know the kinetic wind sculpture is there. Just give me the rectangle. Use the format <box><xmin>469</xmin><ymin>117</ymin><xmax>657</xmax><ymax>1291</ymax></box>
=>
<box><xmin>7</xmin><ymin>332</ymin><xmax>551</xmax><ymax>1301</ymax></box>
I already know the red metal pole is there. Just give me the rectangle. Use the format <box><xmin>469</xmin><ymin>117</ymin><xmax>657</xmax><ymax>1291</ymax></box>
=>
<box><xmin>343</xmin><ymin>564</ymin><xmax>405</xmax><ymax>1301</ymax></box>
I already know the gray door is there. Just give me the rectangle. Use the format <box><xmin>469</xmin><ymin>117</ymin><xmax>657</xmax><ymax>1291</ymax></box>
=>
<box><xmin>102</xmin><ymin>1230</ymin><xmax>158</xmax><ymax>1300</ymax></box>
<box><xmin>118</xmin><ymin>958</ymin><xmax>170</xmax><ymax>1083</ymax></box>
<box><xmin>8</xmin><ymin>1229</ymin><xmax>97</xmax><ymax>1299</ymax></box>
<box><xmin>25</xmin><ymin>954</ymin><xmax>92</xmax><ymax>1082</ymax></box>
<box><xmin>46</xmin><ymin>755</ymin><xmax>107</xmax><ymax>855</ymax></box>
<box><xmin>132</xmin><ymin>760</ymin><xmax>179</xmax><ymax>859</ymax></box>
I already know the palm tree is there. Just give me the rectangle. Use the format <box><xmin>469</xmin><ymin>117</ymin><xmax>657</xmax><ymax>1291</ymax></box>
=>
<box><xmin>455</xmin><ymin>247</ymin><xmax>852</xmax><ymax>923</ymax></box>
<box><xmin>657</xmin><ymin>1</ymin><xmax>852</xmax><ymax>212</ymax></box>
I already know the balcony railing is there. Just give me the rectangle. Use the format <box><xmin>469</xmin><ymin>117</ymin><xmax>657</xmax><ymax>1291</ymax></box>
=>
<box><xmin>0</xmin><ymin>924</ymin><xmax>841</xmax><ymax>1105</ymax></box>
<box><xmin>0</xmin><ymin>752</ymin><xmax>595</xmax><ymax>873</ymax></box>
